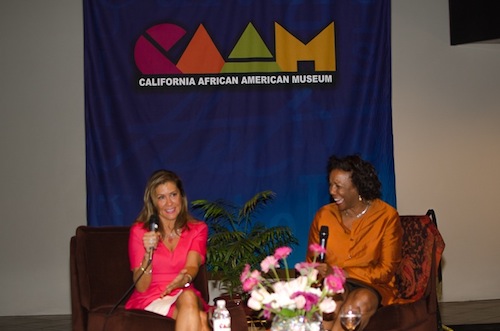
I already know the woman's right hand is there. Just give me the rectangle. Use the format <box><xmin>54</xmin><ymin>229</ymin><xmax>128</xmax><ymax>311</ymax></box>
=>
<box><xmin>142</xmin><ymin>231</ymin><xmax>159</xmax><ymax>251</ymax></box>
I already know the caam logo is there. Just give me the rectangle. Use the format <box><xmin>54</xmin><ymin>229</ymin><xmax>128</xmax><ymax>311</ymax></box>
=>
<box><xmin>135</xmin><ymin>22</ymin><xmax>336</xmax><ymax>88</ymax></box>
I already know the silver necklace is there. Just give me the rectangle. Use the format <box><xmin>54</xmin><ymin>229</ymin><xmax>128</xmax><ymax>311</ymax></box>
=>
<box><xmin>165</xmin><ymin>228</ymin><xmax>181</xmax><ymax>242</ymax></box>
<box><xmin>355</xmin><ymin>204</ymin><xmax>369</xmax><ymax>218</ymax></box>
<box><xmin>345</xmin><ymin>203</ymin><xmax>370</xmax><ymax>218</ymax></box>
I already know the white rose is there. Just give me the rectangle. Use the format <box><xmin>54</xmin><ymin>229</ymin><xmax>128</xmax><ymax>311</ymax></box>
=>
<box><xmin>319</xmin><ymin>297</ymin><xmax>337</xmax><ymax>314</ymax></box>
<box><xmin>247</xmin><ymin>296</ymin><xmax>263</xmax><ymax>311</ymax></box>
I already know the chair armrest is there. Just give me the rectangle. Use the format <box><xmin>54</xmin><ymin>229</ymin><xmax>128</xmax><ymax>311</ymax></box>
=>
<box><xmin>193</xmin><ymin>264</ymin><xmax>209</xmax><ymax>303</ymax></box>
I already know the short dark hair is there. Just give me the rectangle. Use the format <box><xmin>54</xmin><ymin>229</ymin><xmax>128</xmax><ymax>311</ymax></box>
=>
<box><xmin>327</xmin><ymin>155</ymin><xmax>381</xmax><ymax>201</ymax></box>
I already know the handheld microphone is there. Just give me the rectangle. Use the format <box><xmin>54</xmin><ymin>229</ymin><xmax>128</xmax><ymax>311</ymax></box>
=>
<box><xmin>109</xmin><ymin>214</ymin><xmax>158</xmax><ymax>316</ymax></box>
<box><xmin>319</xmin><ymin>225</ymin><xmax>329</xmax><ymax>263</ymax></box>
<box><xmin>148</xmin><ymin>214</ymin><xmax>159</xmax><ymax>261</ymax></box>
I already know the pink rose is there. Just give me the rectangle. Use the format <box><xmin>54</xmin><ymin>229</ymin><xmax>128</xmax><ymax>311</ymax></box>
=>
<box><xmin>240</xmin><ymin>264</ymin><xmax>251</xmax><ymax>283</ymax></box>
<box><xmin>291</xmin><ymin>291</ymin><xmax>320</xmax><ymax>311</ymax></box>
<box><xmin>261</xmin><ymin>255</ymin><xmax>279</xmax><ymax>273</ymax></box>
<box><xmin>295</xmin><ymin>261</ymin><xmax>319</xmax><ymax>276</ymax></box>
<box><xmin>274</xmin><ymin>246</ymin><xmax>292</xmax><ymax>260</ymax></box>
<box><xmin>324</xmin><ymin>266</ymin><xmax>346</xmax><ymax>293</ymax></box>
<box><xmin>309</xmin><ymin>243</ymin><xmax>326</xmax><ymax>256</ymax></box>
<box><xmin>242</xmin><ymin>270</ymin><xmax>261</xmax><ymax>291</ymax></box>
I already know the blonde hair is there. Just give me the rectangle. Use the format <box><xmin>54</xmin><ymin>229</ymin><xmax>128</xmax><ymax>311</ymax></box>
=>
<box><xmin>136</xmin><ymin>170</ymin><xmax>191</xmax><ymax>233</ymax></box>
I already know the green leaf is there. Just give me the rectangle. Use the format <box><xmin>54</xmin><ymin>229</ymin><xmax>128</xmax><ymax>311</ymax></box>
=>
<box><xmin>279</xmin><ymin>308</ymin><xmax>300</xmax><ymax>318</ymax></box>
<box><xmin>190</xmin><ymin>190</ymin><xmax>299</xmax><ymax>297</ymax></box>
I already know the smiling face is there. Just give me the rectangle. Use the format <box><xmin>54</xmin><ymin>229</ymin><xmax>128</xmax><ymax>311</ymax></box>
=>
<box><xmin>328</xmin><ymin>169</ymin><xmax>360</xmax><ymax>213</ymax></box>
<box><xmin>153</xmin><ymin>181</ymin><xmax>182</xmax><ymax>223</ymax></box>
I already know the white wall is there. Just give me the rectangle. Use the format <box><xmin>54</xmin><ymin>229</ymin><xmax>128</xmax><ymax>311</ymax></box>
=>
<box><xmin>0</xmin><ymin>0</ymin><xmax>85</xmax><ymax>315</ymax></box>
<box><xmin>0</xmin><ymin>0</ymin><xmax>499</xmax><ymax>316</ymax></box>
<box><xmin>392</xmin><ymin>0</ymin><xmax>500</xmax><ymax>302</ymax></box>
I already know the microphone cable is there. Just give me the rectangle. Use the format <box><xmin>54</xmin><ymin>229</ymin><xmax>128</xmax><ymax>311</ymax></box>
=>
<box><xmin>104</xmin><ymin>216</ymin><xmax>158</xmax><ymax>329</ymax></box>
<box><xmin>108</xmin><ymin>257</ymin><xmax>152</xmax><ymax>316</ymax></box>
<box><xmin>101</xmin><ymin>258</ymin><xmax>153</xmax><ymax>331</ymax></box>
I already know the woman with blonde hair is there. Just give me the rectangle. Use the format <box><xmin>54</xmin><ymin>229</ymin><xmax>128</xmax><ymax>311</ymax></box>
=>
<box><xmin>125</xmin><ymin>170</ymin><xmax>210</xmax><ymax>331</ymax></box>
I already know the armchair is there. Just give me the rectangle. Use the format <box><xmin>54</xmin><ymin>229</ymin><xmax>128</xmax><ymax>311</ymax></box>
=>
<box><xmin>70</xmin><ymin>225</ymin><xmax>248</xmax><ymax>331</ymax></box>
<box><xmin>364</xmin><ymin>210</ymin><xmax>445</xmax><ymax>331</ymax></box>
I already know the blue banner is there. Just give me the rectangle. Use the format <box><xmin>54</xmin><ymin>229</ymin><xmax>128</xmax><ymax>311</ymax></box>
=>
<box><xmin>84</xmin><ymin>0</ymin><xmax>394</xmax><ymax>261</ymax></box>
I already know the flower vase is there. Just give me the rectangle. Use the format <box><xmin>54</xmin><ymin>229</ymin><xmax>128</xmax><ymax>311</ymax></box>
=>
<box><xmin>271</xmin><ymin>313</ymin><xmax>324</xmax><ymax>331</ymax></box>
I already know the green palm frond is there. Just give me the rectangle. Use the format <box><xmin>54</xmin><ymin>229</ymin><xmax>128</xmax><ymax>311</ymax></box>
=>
<box><xmin>239</xmin><ymin>190</ymin><xmax>276</xmax><ymax>220</ymax></box>
<box><xmin>191</xmin><ymin>199</ymin><xmax>238</xmax><ymax>230</ymax></box>
<box><xmin>191</xmin><ymin>190</ymin><xmax>299</xmax><ymax>298</ymax></box>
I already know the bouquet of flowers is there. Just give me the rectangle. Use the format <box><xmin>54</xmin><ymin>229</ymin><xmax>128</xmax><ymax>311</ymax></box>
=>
<box><xmin>240</xmin><ymin>244</ymin><xmax>346</xmax><ymax>322</ymax></box>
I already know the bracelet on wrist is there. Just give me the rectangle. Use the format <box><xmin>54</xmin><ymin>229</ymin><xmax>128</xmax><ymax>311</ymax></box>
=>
<box><xmin>140</xmin><ymin>265</ymin><xmax>152</xmax><ymax>274</ymax></box>
<box><xmin>183</xmin><ymin>273</ymin><xmax>193</xmax><ymax>287</ymax></box>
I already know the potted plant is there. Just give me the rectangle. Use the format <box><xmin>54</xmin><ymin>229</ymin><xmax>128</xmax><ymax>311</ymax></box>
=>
<box><xmin>191</xmin><ymin>190</ymin><xmax>299</xmax><ymax>300</ymax></box>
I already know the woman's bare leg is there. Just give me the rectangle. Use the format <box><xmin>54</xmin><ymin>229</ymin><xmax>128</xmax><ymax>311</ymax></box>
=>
<box><xmin>174</xmin><ymin>291</ymin><xmax>204</xmax><ymax>331</ymax></box>
<box><xmin>199</xmin><ymin>310</ymin><xmax>210</xmax><ymax>331</ymax></box>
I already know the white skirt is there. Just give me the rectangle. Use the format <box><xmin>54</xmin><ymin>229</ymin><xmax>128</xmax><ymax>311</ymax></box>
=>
<box><xmin>144</xmin><ymin>290</ymin><xmax>183</xmax><ymax>316</ymax></box>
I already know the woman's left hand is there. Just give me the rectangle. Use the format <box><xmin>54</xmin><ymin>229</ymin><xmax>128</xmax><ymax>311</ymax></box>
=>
<box><xmin>316</xmin><ymin>263</ymin><xmax>331</xmax><ymax>278</ymax></box>
<box><xmin>160</xmin><ymin>269</ymin><xmax>189</xmax><ymax>297</ymax></box>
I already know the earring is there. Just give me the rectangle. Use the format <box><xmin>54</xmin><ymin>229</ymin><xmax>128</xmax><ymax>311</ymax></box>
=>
<box><xmin>358</xmin><ymin>195</ymin><xmax>362</xmax><ymax>201</ymax></box>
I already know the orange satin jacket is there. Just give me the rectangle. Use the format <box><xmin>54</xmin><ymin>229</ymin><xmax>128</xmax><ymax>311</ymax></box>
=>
<box><xmin>307</xmin><ymin>199</ymin><xmax>403</xmax><ymax>305</ymax></box>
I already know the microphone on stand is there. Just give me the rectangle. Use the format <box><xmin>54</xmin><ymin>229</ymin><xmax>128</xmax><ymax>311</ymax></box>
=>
<box><xmin>148</xmin><ymin>214</ymin><xmax>159</xmax><ymax>261</ymax></box>
<box><xmin>319</xmin><ymin>225</ymin><xmax>329</xmax><ymax>263</ymax></box>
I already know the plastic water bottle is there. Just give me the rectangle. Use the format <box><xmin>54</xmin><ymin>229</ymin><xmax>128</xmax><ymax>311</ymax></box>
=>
<box><xmin>212</xmin><ymin>299</ymin><xmax>231</xmax><ymax>331</ymax></box>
